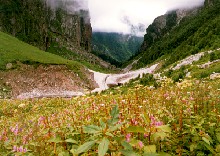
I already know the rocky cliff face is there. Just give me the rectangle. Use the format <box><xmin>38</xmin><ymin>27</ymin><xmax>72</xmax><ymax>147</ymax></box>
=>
<box><xmin>0</xmin><ymin>0</ymin><xmax>92</xmax><ymax>52</ymax></box>
<box><xmin>140</xmin><ymin>8</ymin><xmax>200</xmax><ymax>52</ymax></box>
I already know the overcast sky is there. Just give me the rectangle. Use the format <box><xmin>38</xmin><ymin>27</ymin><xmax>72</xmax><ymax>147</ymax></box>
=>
<box><xmin>88</xmin><ymin>0</ymin><xmax>205</xmax><ymax>36</ymax></box>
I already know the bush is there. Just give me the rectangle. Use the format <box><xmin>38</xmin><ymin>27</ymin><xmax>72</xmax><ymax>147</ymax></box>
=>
<box><xmin>210</xmin><ymin>53</ymin><xmax>218</xmax><ymax>61</ymax></box>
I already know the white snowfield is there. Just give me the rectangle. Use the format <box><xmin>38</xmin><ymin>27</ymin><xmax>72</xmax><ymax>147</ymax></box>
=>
<box><xmin>172</xmin><ymin>50</ymin><xmax>214</xmax><ymax>70</ymax></box>
<box><xmin>90</xmin><ymin>63</ymin><xmax>159</xmax><ymax>92</ymax></box>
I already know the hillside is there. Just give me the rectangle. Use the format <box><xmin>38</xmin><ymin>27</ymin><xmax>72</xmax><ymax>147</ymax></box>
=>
<box><xmin>0</xmin><ymin>31</ymin><xmax>99</xmax><ymax>98</ymax></box>
<box><xmin>0</xmin><ymin>0</ymin><xmax>91</xmax><ymax>51</ymax></box>
<box><xmin>0</xmin><ymin>0</ymin><xmax>114</xmax><ymax>71</ymax></box>
<box><xmin>92</xmin><ymin>32</ymin><xmax>143</xmax><ymax>65</ymax></box>
<box><xmin>131</xmin><ymin>0</ymin><xmax>220</xmax><ymax>69</ymax></box>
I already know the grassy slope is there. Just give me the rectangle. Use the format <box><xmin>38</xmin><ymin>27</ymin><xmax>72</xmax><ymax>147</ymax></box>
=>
<box><xmin>132</xmin><ymin>2</ymin><xmax>220</xmax><ymax>69</ymax></box>
<box><xmin>0</xmin><ymin>31</ymin><xmax>83</xmax><ymax>71</ymax></box>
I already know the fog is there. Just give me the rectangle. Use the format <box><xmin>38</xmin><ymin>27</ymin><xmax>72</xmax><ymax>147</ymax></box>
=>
<box><xmin>45</xmin><ymin>0</ymin><xmax>89</xmax><ymax>14</ymax></box>
<box><xmin>88</xmin><ymin>0</ymin><xmax>205</xmax><ymax>36</ymax></box>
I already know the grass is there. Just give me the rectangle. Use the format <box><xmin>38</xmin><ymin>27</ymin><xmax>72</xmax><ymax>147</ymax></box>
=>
<box><xmin>0</xmin><ymin>31</ymin><xmax>83</xmax><ymax>72</ymax></box>
<box><xmin>46</xmin><ymin>42</ymin><xmax>115</xmax><ymax>73</ymax></box>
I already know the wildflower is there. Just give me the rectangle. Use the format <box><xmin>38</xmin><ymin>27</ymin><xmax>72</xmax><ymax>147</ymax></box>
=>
<box><xmin>22</xmin><ymin>135</ymin><xmax>28</xmax><ymax>144</ymax></box>
<box><xmin>138</xmin><ymin>141</ymin><xmax>144</xmax><ymax>149</ymax></box>
<box><xmin>18</xmin><ymin>103</ymin><xmax>26</xmax><ymax>108</ymax></box>
<box><xmin>131</xmin><ymin>118</ymin><xmax>138</xmax><ymax>125</ymax></box>
<box><xmin>154</xmin><ymin>121</ymin><xmax>163</xmax><ymax>126</ymax></box>
<box><xmin>38</xmin><ymin>116</ymin><xmax>45</xmax><ymax>125</ymax></box>
<box><xmin>11</xmin><ymin>124</ymin><xmax>19</xmax><ymax>136</ymax></box>
<box><xmin>190</xmin><ymin>97</ymin><xmax>194</xmax><ymax>101</ymax></box>
<box><xmin>164</xmin><ymin>93</ymin><xmax>169</xmax><ymax>97</ymax></box>
<box><xmin>144</xmin><ymin>133</ymin><xmax>149</xmax><ymax>138</ymax></box>
<box><xmin>126</xmin><ymin>133</ymin><xmax>131</xmax><ymax>142</ymax></box>
<box><xmin>121</xmin><ymin>99</ymin><xmax>126</xmax><ymax>103</ymax></box>
<box><xmin>13</xmin><ymin>145</ymin><xmax>27</xmax><ymax>153</ymax></box>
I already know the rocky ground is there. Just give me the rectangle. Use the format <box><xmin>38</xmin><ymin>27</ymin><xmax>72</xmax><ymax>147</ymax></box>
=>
<box><xmin>0</xmin><ymin>63</ymin><xmax>98</xmax><ymax>99</ymax></box>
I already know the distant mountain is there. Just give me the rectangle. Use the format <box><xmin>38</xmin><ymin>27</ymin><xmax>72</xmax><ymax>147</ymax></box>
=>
<box><xmin>131</xmin><ymin>0</ymin><xmax>220</xmax><ymax>69</ymax></box>
<box><xmin>92</xmin><ymin>32</ymin><xmax>143</xmax><ymax>65</ymax></box>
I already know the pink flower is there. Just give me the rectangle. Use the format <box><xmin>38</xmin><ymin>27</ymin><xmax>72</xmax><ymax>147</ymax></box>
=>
<box><xmin>38</xmin><ymin>116</ymin><xmax>45</xmax><ymax>125</ymax></box>
<box><xmin>12</xmin><ymin>145</ymin><xmax>27</xmax><ymax>153</ymax></box>
<box><xmin>131</xmin><ymin>118</ymin><xmax>138</xmax><ymax>125</ymax></box>
<box><xmin>164</xmin><ymin>93</ymin><xmax>169</xmax><ymax>97</ymax></box>
<box><xmin>11</xmin><ymin>124</ymin><xmax>19</xmax><ymax>136</ymax></box>
<box><xmin>126</xmin><ymin>133</ymin><xmax>131</xmax><ymax>142</ymax></box>
<box><xmin>138</xmin><ymin>141</ymin><xmax>144</xmax><ymax>149</ymax></box>
<box><xmin>22</xmin><ymin>135</ymin><xmax>28</xmax><ymax>144</ymax></box>
<box><xmin>154</xmin><ymin>121</ymin><xmax>163</xmax><ymax>127</ymax></box>
<box><xmin>13</xmin><ymin>145</ymin><xmax>17</xmax><ymax>152</ymax></box>
<box><xmin>144</xmin><ymin>133</ymin><xmax>149</xmax><ymax>138</ymax></box>
<box><xmin>190</xmin><ymin>97</ymin><xmax>194</xmax><ymax>101</ymax></box>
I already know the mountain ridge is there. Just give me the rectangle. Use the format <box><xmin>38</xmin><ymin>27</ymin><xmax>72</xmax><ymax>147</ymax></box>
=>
<box><xmin>131</xmin><ymin>0</ymin><xmax>220</xmax><ymax>69</ymax></box>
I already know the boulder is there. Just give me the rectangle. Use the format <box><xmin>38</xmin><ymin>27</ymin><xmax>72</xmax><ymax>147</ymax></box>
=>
<box><xmin>210</xmin><ymin>73</ymin><xmax>220</xmax><ymax>80</ymax></box>
<box><xmin>6</xmin><ymin>63</ymin><xmax>13</xmax><ymax>70</ymax></box>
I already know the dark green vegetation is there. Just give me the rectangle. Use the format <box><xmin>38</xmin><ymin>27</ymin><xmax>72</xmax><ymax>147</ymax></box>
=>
<box><xmin>0</xmin><ymin>31</ymin><xmax>80</xmax><ymax>69</ymax></box>
<box><xmin>0</xmin><ymin>31</ymin><xmax>84</xmax><ymax>74</ymax></box>
<box><xmin>133</xmin><ymin>0</ymin><xmax>220</xmax><ymax>69</ymax></box>
<box><xmin>92</xmin><ymin>32</ymin><xmax>143</xmax><ymax>66</ymax></box>
<box><xmin>0</xmin><ymin>0</ymin><xmax>91</xmax><ymax>51</ymax></box>
<box><xmin>0</xmin><ymin>0</ymin><xmax>115</xmax><ymax>73</ymax></box>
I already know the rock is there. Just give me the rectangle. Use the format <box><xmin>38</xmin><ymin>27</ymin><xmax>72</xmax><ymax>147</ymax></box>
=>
<box><xmin>6</xmin><ymin>63</ymin><xmax>13</xmax><ymax>70</ymax></box>
<box><xmin>186</xmin><ymin>72</ymin><xmax>191</xmax><ymax>77</ymax></box>
<box><xmin>107</xmin><ymin>82</ymin><xmax>118</xmax><ymax>88</ymax></box>
<box><xmin>210</xmin><ymin>73</ymin><xmax>220</xmax><ymax>80</ymax></box>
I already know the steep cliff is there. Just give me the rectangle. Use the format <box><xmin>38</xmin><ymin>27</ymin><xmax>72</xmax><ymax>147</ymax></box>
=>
<box><xmin>0</xmin><ymin>0</ymin><xmax>92</xmax><ymax>52</ymax></box>
<box><xmin>140</xmin><ymin>8</ymin><xmax>200</xmax><ymax>52</ymax></box>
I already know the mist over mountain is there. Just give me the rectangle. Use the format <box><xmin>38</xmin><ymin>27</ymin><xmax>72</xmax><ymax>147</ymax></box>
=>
<box><xmin>129</xmin><ymin>0</ymin><xmax>220</xmax><ymax>69</ymax></box>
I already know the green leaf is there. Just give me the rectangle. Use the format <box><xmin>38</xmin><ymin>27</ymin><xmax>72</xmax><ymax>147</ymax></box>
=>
<box><xmin>216</xmin><ymin>133</ymin><xmax>220</xmax><ymax>143</ymax></box>
<box><xmin>109</xmin><ymin>123</ymin><xmax>123</xmax><ymax>132</ymax></box>
<box><xmin>99</xmin><ymin>119</ymin><xmax>106</xmax><ymax>129</ymax></box>
<box><xmin>143</xmin><ymin>153</ymin><xmax>159</xmax><ymax>156</ymax></box>
<box><xmin>156</xmin><ymin>125</ymin><xmax>171</xmax><ymax>133</ymax></box>
<box><xmin>75</xmin><ymin>141</ymin><xmax>96</xmax><ymax>154</ymax></box>
<box><xmin>144</xmin><ymin>145</ymin><xmax>156</xmax><ymax>153</ymax></box>
<box><xmin>203</xmin><ymin>142</ymin><xmax>216</xmax><ymax>154</ymax></box>
<box><xmin>152</xmin><ymin>132</ymin><xmax>167</xmax><ymax>141</ymax></box>
<box><xmin>98</xmin><ymin>137</ymin><xmax>110</xmax><ymax>156</ymax></box>
<box><xmin>65</xmin><ymin>138</ymin><xmax>78</xmax><ymax>144</ymax></box>
<box><xmin>108</xmin><ymin>105</ymin><xmax>119</xmax><ymax>125</ymax></box>
<box><xmin>58</xmin><ymin>151</ymin><xmax>70</xmax><ymax>156</ymax></box>
<box><xmin>126</xmin><ymin>126</ymin><xmax>145</xmax><ymax>133</ymax></box>
<box><xmin>121</xmin><ymin>141</ymin><xmax>133</xmax><ymax>150</ymax></box>
<box><xmin>120</xmin><ymin>149</ymin><xmax>140</xmax><ymax>156</ymax></box>
<box><xmin>158</xmin><ymin>152</ymin><xmax>171</xmax><ymax>156</ymax></box>
<box><xmin>105</xmin><ymin>132</ymin><xmax>114</xmax><ymax>137</ymax></box>
<box><xmin>202</xmin><ymin>137</ymin><xmax>210</xmax><ymax>145</ymax></box>
<box><xmin>190</xmin><ymin>143</ymin><xmax>197</xmax><ymax>152</ymax></box>
<box><xmin>110</xmin><ymin>105</ymin><xmax>119</xmax><ymax>119</ymax></box>
<box><xmin>83</xmin><ymin>125</ymin><xmax>101</xmax><ymax>134</ymax></box>
<box><xmin>48</xmin><ymin>136</ymin><xmax>63</xmax><ymax>143</ymax></box>
<box><xmin>216</xmin><ymin>144</ymin><xmax>220</xmax><ymax>153</ymax></box>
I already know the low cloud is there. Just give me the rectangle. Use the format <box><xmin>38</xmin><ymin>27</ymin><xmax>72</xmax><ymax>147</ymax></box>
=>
<box><xmin>88</xmin><ymin>0</ymin><xmax>205</xmax><ymax>36</ymax></box>
<box><xmin>45</xmin><ymin>0</ymin><xmax>89</xmax><ymax>13</ymax></box>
